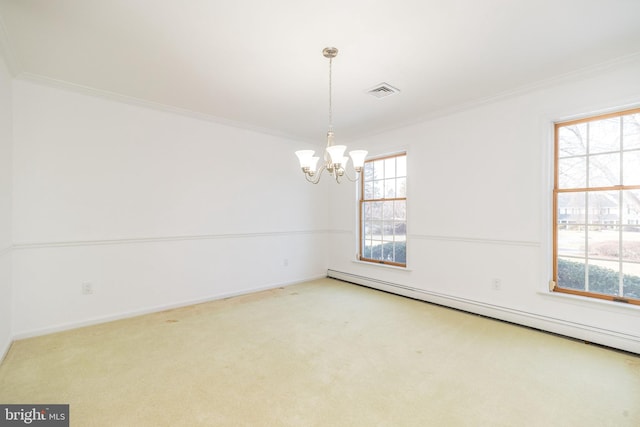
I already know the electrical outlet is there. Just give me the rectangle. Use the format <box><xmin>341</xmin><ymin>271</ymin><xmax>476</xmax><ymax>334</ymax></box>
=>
<box><xmin>81</xmin><ymin>282</ymin><xmax>94</xmax><ymax>295</ymax></box>
<box><xmin>491</xmin><ymin>278</ymin><xmax>502</xmax><ymax>291</ymax></box>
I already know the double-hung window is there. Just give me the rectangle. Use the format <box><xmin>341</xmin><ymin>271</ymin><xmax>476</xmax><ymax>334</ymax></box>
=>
<box><xmin>359</xmin><ymin>153</ymin><xmax>407</xmax><ymax>267</ymax></box>
<box><xmin>553</xmin><ymin>108</ymin><xmax>640</xmax><ymax>305</ymax></box>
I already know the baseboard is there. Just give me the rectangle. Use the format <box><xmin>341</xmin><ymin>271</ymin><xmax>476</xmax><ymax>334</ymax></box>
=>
<box><xmin>327</xmin><ymin>269</ymin><xmax>640</xmax><ymax>355</ymax></box>
<box><xmin>12</xmin><ymin>274</ymin><xmax>326</xmax><ymax>340</ymax></box>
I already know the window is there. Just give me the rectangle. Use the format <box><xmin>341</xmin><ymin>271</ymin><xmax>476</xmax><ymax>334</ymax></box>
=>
<box><xmin>553</xmin><ymin>108</ymin><xmax>640</xmax><ymax>305</ymax></box>
<box><xmin>359</xmin><ymin>153</ymin><xmax>407</xmax><ymax>267</ymax></box>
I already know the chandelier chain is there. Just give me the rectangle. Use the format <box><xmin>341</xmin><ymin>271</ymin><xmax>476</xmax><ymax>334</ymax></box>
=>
<box><xmin>328</xmin><ymin>56</ymin><xmax>333</xmax><ymax>131</ymax></box>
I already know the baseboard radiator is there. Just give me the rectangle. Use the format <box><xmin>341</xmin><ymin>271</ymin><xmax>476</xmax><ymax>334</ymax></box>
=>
<box><xmin>327</xmin><ymin>269</ymin><xmax>640</xmax><ymax>355</ymax></box>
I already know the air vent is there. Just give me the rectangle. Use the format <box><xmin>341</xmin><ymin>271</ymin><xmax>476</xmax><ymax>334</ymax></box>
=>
<box><xmin>367</xmin><ymin>82</ymin><xmax>400</xmax><ymax>99</ymax></box>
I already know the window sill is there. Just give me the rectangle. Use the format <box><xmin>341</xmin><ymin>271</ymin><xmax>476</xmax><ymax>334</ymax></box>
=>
<box><xmin>537</xmin><ymin>290</ymin><xmax>640</xmax><ymax>312</ymax></box>
<box><xmin>351</xmin><ymin>259</ymin><xmax>412</xmax><ymax>272</ymax></box>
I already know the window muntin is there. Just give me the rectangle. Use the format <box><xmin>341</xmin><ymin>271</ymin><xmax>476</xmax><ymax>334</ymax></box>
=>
<box><xmin>554</xmin><ymin>108</ymin><xmax>640</xmax><ymax>305</ymax></box>
<box><xmin>360</xmin><ymin>153</ymin><xmax>406</xmax><ymax>267</ymax></box>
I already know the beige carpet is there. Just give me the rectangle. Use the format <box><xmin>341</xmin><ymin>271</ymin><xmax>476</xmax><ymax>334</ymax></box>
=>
<box><xmin>1</xmin><ymin>278</ymin><xmax>639</xmax><ymax>426</ymax></box>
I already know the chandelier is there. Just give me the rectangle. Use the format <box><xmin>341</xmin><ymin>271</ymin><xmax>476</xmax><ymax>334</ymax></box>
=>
<box><xmin>295</xmin><ymin>47</ymin><xmax>367</xmax><ymax>184</ymax></box>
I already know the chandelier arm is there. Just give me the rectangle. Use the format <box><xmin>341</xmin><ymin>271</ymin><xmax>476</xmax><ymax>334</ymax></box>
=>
<box><xmin>342</xmin><ymin>167</ymin><xmax>362</xmax><ymax>182</ymax></box>
<box><xmin>304</xmin><ymin>164</ymin><xmax>326</xmax><ymax>184</ymax></box>
<box><xmin>305</xmin><ymin>173</ymin><xmax>321</xmax><ymax>184</ymax></box>
<box><xmin>344</xmin><ymin>171</ymin><xmax>358</xmax><ymax>182</ymax></box>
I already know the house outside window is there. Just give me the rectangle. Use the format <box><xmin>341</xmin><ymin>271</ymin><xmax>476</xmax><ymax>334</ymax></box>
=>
<box><xmin>554</xmin><ymin>107</ymin><xmax>640</xmax><ymax>305</ymax></box>
<box><xmin>359</xmin><ymin>153</ymin><xmax>407</xmax><ymax>267</ymax></box>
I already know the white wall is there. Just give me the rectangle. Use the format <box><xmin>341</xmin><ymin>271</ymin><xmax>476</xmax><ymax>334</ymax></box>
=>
<box><xmin>0</xmin><ymin>49</ymin><xmax>12</xmax><ymax>359</ymax></box>
<box><xmin>7</xmin><ymin>51</ymin><xmax>639</xmax><ymax>354</ymax></box>
<box><xmin>11</xmin><ymin>80</ymin><xmax>329</xmax><ymax>337</ymax></box>
<box><xmin>328</xmin><ymin>55</ymin><xmax>640</xmax><ymax>354</ymax></box>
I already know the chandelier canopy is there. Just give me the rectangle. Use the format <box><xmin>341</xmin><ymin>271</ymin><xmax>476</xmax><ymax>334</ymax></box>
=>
<box><xmin>295</xmin><ymin>47</ymin><xmax>367</xmax><ymax>184</ymax></box>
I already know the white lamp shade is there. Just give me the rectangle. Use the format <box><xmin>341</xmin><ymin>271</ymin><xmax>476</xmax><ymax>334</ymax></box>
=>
<box><xmin>326</xmin><ymin>145</ymin><xmax>347</xmax><ymax>165</ymax></box>
<box><xmin>295</xmin><ymin>150</ymin><xmax>315</xmax><ymax>168</ymax></box>
<box><xmin>309</xmin><ymin>156</ymin><xmax>320</xmax><ymax>173</ymax></box>
<box><xmin>349</xmin><ymin>150</ymin><xmax>368</xmax><ymax>169</ymax></box>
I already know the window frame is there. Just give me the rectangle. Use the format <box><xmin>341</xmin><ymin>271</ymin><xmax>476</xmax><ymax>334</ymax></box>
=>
<box><xmin>553</xmin><ymin>107</ymin><xmax>640</xmax><ymax>306</ymax></box>
<box><xmin>358</xmin><ymin>152</ymin><xmax>407</xmax><ymax>267</ymax></box>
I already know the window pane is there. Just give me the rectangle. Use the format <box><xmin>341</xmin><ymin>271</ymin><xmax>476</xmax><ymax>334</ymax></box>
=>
<box><xmin>371</xmin><ymin>220</ymin><xmax>382</xmax><ymax>237</ymax></box>
<box><xmin>382</xmin><ymin>221</ymin><xmax>394</xmax><ymax>237</ymax></box>
<box><xmin>397</xmin><ymin>178</ymin><xmax>407</xmax><ymax>198</ymax></box>
<box><xmin>394</xmin><ymin>200</ymin><xmax>407</xmax><ymax>221</ymax></box>
<box><xmin>380</xmin><ymin>242</ymin><xmax>392</xmax><ymax>261</ymax></box>
<box><xmin>362</xmin><ymin>241</ymin><xmax>372</xmax><ymax>258</ymax></box>
<box><xmin>366</xmin><ymin>240</ymin><xmax>382</xmax><ymax>259</ymax></box>
<box><xmin>373</xmin><ymin>160</ymin><xmax>384</xmax><ymax>180</ymax></box>
<box><xmin>367</xmin><ymin>241</ymin><xmax>378</xmax><ymax>260</ymax></box>
<box><xmin>395</xmin><ymin>202</ymin><xmax>407</xmax><ymax>237</ymax></box>
<box><xmin>363</xmin><ymin>221</ymin><xmax>372</xmax><ymax>238</ymax></box>
<box><xmin>557</xmin><ymin>229</ymin><xmax>585</xmax><ymax>258</ymax></box>
<box><xmin>622</xmin><ymin>190</ymin><xmax>640</xmax><ymax>227</ymax></box>
<box><xmin>623</xmin><ymin>263</ymin><xmax>640</xmax><ymax>299</ymax></box>
<box><xmin>558</xmin><ymin>123</ymin><xmax>587</xmax><ymax>157</ymax></box>
<box><xmin>623</xmin><ymin>113</ymin><xmax>640</xmax><ymax>150</ymax></box>
<box><xmin>373</xmin><ymin>179</ymin><xmax>383</xmax><ymax>199</ymax></box>
<box><xmin>371</xmin><ymin>201</ymin><xmax>383</xmax><ymax>219</ymax></box>
<box><xmin>557</xmin><ymin>257</ymin><xmax>586</xmax><ymax>290</ymax></box>
<box><xmin>623</xmin><ymin>150</ymin><xmax>640</xmax><ymax>186</ymax></box>
<box><xmin>364</xmin><ymin>180</ymin><xmax>374</xmax><ymax>199</ymax></box>
<box><xmin>384</xmin><ymin>157</ymin><xmax>396</xmax><ymax>179</ymax></box>
<box><xmin>363</xmin><ymin>202</ymin><xmax>371</xmax><ymax>221</ymax></box>
<box><xmin>589</xmin><ymin>117</ymin><xmax>621</xmax><ymax>154</ymax></box>
<box><xmin>587</xmin><ymin>260</ymin><xmax>620</xmax><ymax>296</ymax></box>
<box><xmin>382</xmin><ymin>201</ymin><xmax>394</xmax><ymax>220</ymax></box>
<box><xmin>393</xmin><ymin>242</ymin><xmax>406</xmax><ymax>264</ymax></box>
<box><xmin>396</xmin><ymin>156</ymin><xmax>406</xmax><ymax>177</ymax></box>
<box><xmin>384</xmin><ymin>178</ymin><xmax>396</xmax><ymax>198</ymax></box>
<box><xmin>364</xmin><ymin>161</ymin><xmax>374</xmax><ymax>178</ymax></box>
<box><xmin>363</xmin><ymin>162</ymin><xmax>375</xmax><ymax>195</ymax></box>
<box><xmin>557</xmin><ymin>192</ymin><xmax>586</xmax><ymax>225</ymax></box>
<box><xmin>588</xmin><ymin>153</ymin><xmax>620</xmax><ymax>187</ymax></box>
<box><xmin>621</xmin><ymin>231</ymin><xmax>640</xmax><ymax>263</ymax></box>
<box><xmin>587</xmin><ymin>192</ymin><xmax>619</xmax><ymax>225</ymax></box>
<box><xmin>587</xmin><ymin>226</ymin><xmax>619</xmax><ymax>259</ymax></box>
<box><xmin>558</xmin><ymin>157</ymin><xmax>586</xmax><ymax>188</ymax></box>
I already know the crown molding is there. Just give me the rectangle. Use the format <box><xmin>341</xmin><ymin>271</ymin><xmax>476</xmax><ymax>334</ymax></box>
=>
<box><xmin>14</xmin><ymin>72</ymin><xmax>309</xmax><ymax>144</ymax></box>
<box><xmin>352</xmin><ymin>51</ymin><xmax>640</xmax><ymax>142</ymax></box>
<box><xmin>9</xmin><ymin>45</ymin><xmax>640</xmax><ymax>146</ymax></box>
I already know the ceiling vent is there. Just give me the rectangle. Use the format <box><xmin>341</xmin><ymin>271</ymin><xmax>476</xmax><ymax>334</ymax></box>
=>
<box><xmin>367</xmin><ymin>82</ymin><xmax>400</xmax><ymax>99</ymax></box>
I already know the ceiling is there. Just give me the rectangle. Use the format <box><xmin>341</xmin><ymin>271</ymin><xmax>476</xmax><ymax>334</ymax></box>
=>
<box><xmin>1</xmin><ymin>1</ymin><xmax>640</xmax><ymax>144</ymax></box>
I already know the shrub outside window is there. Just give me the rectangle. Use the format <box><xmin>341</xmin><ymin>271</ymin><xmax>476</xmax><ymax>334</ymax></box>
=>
<box><xmin>554</xmin><ymin>108</ymin><xmax>640</xmax><ymax>305</ymax></box>
<box><xmin>360</xmin><ymin>153</ymin><xmax>407</xmax><ymax>267</ymax></box>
